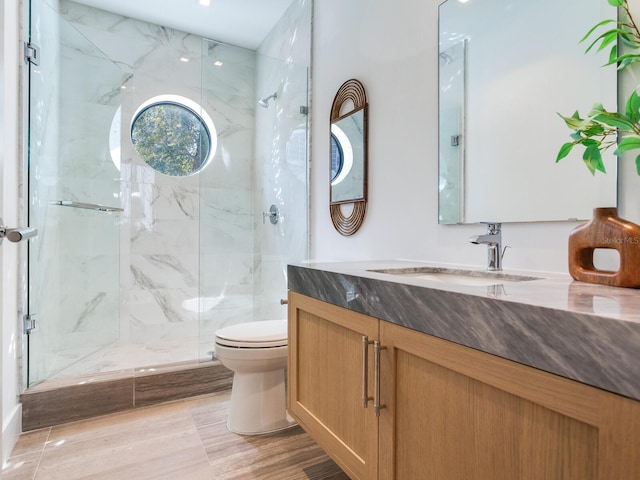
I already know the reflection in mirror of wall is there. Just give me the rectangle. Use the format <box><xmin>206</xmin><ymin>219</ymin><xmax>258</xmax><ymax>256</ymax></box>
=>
<box><xmin>330</xmin><ymin>108</ymin><xmax>365</xmax><ymax>203</ymax></box>
<box><xmin>438</xmin><ymin>0</ymin><xmax>618</xmax><ymax>224</ymax></box>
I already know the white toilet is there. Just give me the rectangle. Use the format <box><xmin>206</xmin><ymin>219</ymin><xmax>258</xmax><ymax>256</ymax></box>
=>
<box><xmin>214</xmin><ymin>319</ymin><xmax>296</xmax><ymax>435</ymax></box>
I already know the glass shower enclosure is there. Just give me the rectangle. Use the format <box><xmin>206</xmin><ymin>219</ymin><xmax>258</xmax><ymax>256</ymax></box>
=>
<box><xmin>26</xmin><ymin>0</ymin><xmax>126</xmax><ymax>385</ymax></box>
<box><xmin>25</xmin><ymin>0</ymin><xmax>309</xmax><ymax>387</ymax></box>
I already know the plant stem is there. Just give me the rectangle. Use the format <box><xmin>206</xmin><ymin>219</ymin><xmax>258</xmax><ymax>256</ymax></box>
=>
<box><xmin>623</xmin><ymin>0</ymin><xmax>640</xmax><ymax>40</ymax></box>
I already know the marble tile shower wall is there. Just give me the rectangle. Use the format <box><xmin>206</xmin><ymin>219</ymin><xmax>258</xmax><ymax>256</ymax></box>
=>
<box><xmin>253</xmin><ymin>0</ymin><xmax>311</xmax><ymax>322</ymax></box>
<box><xmin>61</xmin><ymin>1</ymin><xmax>256</xmax><ymax>361</ymax></box>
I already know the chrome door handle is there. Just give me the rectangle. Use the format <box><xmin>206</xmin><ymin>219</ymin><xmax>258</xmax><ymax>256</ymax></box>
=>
<box><xmin>362</xmin><ymin>336</ymin><xmax>374</xmax><ymax>408</ymax></box>
<box><xmin>0</xmin><ymin>218</ymin><xmax>38</xmax><ymax>244</ymax></box>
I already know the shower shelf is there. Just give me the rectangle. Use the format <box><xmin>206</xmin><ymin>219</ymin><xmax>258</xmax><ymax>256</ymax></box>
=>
<box><xmin>50</xmin><ymin>200</ymin><xmax>124</xmax><ymax>213</ymax></box>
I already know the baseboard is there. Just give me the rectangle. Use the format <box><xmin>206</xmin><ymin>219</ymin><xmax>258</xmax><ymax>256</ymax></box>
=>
<box><xmin>2</xmin><ymin>403</ymin><xmax>22</xmax><ymax>463</ymax></box>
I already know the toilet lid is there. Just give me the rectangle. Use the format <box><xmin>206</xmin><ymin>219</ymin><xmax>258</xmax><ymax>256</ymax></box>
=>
<box><xmin>215</xmin><ymin>320</ymin><xmax>287</xmax><ymax>348</ymax></box>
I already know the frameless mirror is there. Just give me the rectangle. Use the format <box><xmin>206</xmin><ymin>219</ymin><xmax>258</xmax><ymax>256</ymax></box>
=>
<box><xmin>329</xmin><ymin>79</ymin><xmax>368</xmax><ymax>236</ymax></box>
<box><xmin>438</xmin><ymin>0</ymin><xmax>618</xmax><ymax>224</ymax></box>
<box><xmin>331</xmin><ymin>108</ymin><xmax>365</xmax><ymax>203</ymax></box>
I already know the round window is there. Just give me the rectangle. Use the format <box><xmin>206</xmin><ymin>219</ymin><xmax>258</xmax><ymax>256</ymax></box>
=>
<box><xmin>130</xmin><ymin>95</ymin><xmax>216</xmax><ymax>177</ymax></box>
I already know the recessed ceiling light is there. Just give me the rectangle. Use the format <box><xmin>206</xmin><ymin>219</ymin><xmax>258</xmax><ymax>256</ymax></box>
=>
<box><xmin>180</xmin><ymin>57</ymin><xmax>189</xmax><ymax>63</ymax></box>
<box><xmin>199</xmin><ymin>0</ymin><xmax>211</xmax><ymax>6</ymax></box>
<box><xmin>214</xmin><ymin>61</ymin><xmax>223</xmax><ymax>67</ymax></box>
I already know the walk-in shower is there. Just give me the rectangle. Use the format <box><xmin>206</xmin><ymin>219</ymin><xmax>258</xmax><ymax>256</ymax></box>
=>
<box><xmin>24</xmin><ymin>0</ymin><xmax>310</xmax><ymax>387</ymax></box>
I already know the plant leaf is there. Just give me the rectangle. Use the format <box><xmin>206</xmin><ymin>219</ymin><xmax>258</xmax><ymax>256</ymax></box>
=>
<box><xmin>594</xmin><ymin>112</ymin><xmax>637</xmax><ymax>130</ymax></box>
<box><xmin>608</xmin><ymin>44</ymin><xmax>618</xmax><ymax>65</ymax></box>
<box><xmin>583</xmin><ymin>146</ymin><xmax>606</xmax><ymax>175</ymax></box>
<box><xmin>614</xmin><ymin>135</ymin><xmax>640</xmax><ymax>155</ymax></box>
<box><xmin>636</xmin><ymin>154</ymin><xmax>640</xmax><ymax>175</ymax></box>
<box><xmin>608</xmin><ymin>0</ymin><xmax>624</xmax><ymax>6</ymax></box>
<box><xmin>558</xmin><ymin>112</ymin><xmax>584</xmax><ymax>130</ymax></box>
<box><xmin>579</xmin><ymin>19</ymin><xmax>619</xmax><ymax>43</ymax></box>
<box><xmin>585</xmin><ymin>28</ymin><xmax>631</xmax><ymax>53</ymax></box>
<box><xmin>570</xmin><ymin>132</ymin><xmax>584</xmax><ymax>141</ymax></box>
<box><xmin>556</xmin><ymin>142</ymin><xmax>575</xmax><ymax>162</ymax></box>
<box><xmin>625</xmin><ymin>90</ymin><xmax>640</xmax><ymax>122</ymax></box>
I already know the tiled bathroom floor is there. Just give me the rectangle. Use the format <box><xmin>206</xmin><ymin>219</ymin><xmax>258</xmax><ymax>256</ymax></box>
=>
<box><xmin>2</xmin><ymin>390</ymin><xmax>350</xmax><ymax>480</ymax></box>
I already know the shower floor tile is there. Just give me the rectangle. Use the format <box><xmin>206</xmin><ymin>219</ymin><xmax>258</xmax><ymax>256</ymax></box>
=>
<box><xmin>3</xmin><ymin>390</ymin><xmax>350</xmax><ymax>480</ymax></box>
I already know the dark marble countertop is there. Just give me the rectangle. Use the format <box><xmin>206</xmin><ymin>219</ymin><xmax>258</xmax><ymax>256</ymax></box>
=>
<box><xmin>287</xmin><ymin>260</ymin><xmax>640</xmax><ymax>402</ymax></box>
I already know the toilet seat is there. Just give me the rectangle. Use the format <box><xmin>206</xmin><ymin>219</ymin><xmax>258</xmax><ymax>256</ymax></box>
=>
<box><xmin>215</xmin><ymin>320</ymin><xmax>287</xmax><ymax>348</ymax></box>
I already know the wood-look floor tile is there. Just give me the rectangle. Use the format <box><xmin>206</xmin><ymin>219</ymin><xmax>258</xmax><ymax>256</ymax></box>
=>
<box><xmin>187</xmin><ymin>390</ymin><xmax>232</xmax><ymax>428</ymax></box>
<box><xmin>7</xmin><ymin>428</ymin><xmax>50</xmax><ymax>457</ymax></box>
<box><xmin>6</xmin><ymin>391</ymin><xmax>349</xmax><ymax>480</ymax></box>
<box><xmin>1</xmin><ymin>450</ymin><xmax>42</xmax><ymax>480</ymax></box>
<box><xmin>199</xmin><ymin>422</ymin><xmax>348</xmax><ymax>479</ymax></box>
<box><xmin>45</xmin><ymin>400</ymin><xmax>195</xmax><ymax>450</ymax></box>
<box><xmin>36</xmin><ymin>426</ymin><xmax>208</xmax><ymax>480</ymax></box>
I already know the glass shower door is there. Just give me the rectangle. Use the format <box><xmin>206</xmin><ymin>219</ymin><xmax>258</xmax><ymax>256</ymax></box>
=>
<box><xmin>26</xmin><ymin>0</ymin><xmax>127</xmax><ymax>385</ymax></box>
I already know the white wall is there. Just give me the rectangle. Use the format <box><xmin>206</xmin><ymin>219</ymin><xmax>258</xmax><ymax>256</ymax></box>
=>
<box><xmin>1</xmin><ymin>0</ymin><xmax>23</xmax><ymax>463</ymax></box>
<box><xmin>311</xmin><ymin>0</ymin><xmax>640</xmax><ymax>274</ymax></box>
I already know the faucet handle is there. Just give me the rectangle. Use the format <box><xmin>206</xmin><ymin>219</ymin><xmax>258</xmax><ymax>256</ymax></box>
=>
<box><xmin>480</xmin><ymin>222</ymin><xmax>501</xmax><ymax>234</ymax></box>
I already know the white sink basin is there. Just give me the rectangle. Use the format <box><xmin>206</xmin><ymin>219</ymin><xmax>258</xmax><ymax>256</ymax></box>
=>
<box><xmin>368</xmin><ymin>267</ymin><xmax>542</xmax><ymax>287</ymax></box>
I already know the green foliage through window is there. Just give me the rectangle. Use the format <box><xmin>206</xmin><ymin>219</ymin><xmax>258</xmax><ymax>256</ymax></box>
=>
<box><xmin>131</xmin><ymin>102</ymin><xmax>212</xmax><ymax>176</ymax></box>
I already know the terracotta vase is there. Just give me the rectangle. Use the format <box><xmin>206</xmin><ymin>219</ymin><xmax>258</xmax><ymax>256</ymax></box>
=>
<box><xmin>568</xmin><ymin>207</ymin><xmax>640</xmax><ymax>288</ymax></box>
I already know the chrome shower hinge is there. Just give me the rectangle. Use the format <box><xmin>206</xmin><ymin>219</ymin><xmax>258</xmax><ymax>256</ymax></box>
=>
<box><xmin>23</xmin><ymin>314</ymin><xmax>37</xmax><ymax>335</ymax></box>
<box><xmin>24</xmin><ymin>42</ymin><xmax>40</xmax><ymax>66</ymax></box>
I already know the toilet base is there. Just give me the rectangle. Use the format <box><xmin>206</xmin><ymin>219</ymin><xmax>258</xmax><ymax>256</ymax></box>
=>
<box><xmin>226</xmin><ymin>369</ymin><xmax>297</xmax><ymax>435</ymax></box>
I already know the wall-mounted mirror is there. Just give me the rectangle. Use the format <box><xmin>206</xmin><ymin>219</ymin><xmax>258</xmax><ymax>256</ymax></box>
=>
<box><xmin>330</xmin><ymin>79</ymin><xmax>368</xmax><ymax>235</ymax></box>
<box><xmin>438</xmin><ymin>0</ymin><xmax>618</xmax><ymax>224</ymax></box>
<box><xmin>331</xmin><ymin>108</ymin><xmax>365</xmax><ymax>203</ymax></box>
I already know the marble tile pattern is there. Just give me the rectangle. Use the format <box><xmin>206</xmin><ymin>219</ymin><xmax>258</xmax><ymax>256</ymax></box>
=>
<box><xmin>4</xmin><ymin>391</ymin><xmax>349</xmax><ymax>480</ymax></box>
<box><xmin>21</xmin><ymin>361</ymin><xmax>233</xmax><ymax>431</ymax></box>
<box><xmin>59</xmin><ymin>0</ymin><xmax>259</xmax><ymax>363</ymax></box>
<box><xmin>252</xmin><ymin>0</ymin><xmax>311</xmax><ymax>324</ymax></box>
<box><xmin>288</xmin><ymin>261</ymin><xmax>640</xmax><ymax>401</ymax></box>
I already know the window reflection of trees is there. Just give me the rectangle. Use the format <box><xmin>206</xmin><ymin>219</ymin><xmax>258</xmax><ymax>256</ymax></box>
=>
<box><xmin>131</xmin><ymin>102</ymin><xmax>212</xmax><ymax>176</ymax></box>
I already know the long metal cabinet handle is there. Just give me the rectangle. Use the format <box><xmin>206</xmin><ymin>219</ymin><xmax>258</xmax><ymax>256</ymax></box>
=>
<box><xmin>362</xmin><ymin>336</ymin><xmax>374</xmax><ymax>408</ymax></box>
<box><xmin>374</xmin><ymin>341</ymin><xmax>387</xmax><ymax>416</ymax></box>
<box><xmin>50</xmin><ymin>200</ymin><xmax>124</xmax><ymax>212</ymax></box>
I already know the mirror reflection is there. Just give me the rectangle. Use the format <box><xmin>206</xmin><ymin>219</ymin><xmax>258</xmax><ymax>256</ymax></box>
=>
<box><xmin>438</xmin><ymin>0</ymin><xmax>618</xmax><ymax>224</ymax></box>
<box><xmin>330</xmin><ymin>108</ymin><xmax>365</xmax><ymax>203</ymax></box>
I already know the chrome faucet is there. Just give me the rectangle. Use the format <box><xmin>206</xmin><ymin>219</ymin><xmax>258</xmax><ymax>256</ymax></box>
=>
<box><xmin>469</xmin><ymin>222</ymin><xmax>504</xmax><ymax>271</ymax></box>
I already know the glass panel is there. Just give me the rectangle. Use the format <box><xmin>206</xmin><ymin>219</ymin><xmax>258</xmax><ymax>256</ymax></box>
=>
<box><xmin>438</xmin><ymin>40</ymin><xmax>466</xmax><ymax>224</ymax></box>
<box><xmin>27</xmin><ymin>0</ymin><xmax>126</xmax><ymax>385</ymax></box>
<box><xmin>198</xmin><ymin>40</ymin><xmax>309</xmax><ymax>358</ymax></box>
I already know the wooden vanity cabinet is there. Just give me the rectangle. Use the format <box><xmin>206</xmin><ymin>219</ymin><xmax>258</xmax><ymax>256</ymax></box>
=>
<box><xmin>288</xmin><ymin>292</ymin><xmax>640</xmax><ymax>480</ymax></box>
<box><xmin>287</xmin><ymin>291</ymin><xmax>379</xmax><ymax>480</ymax></box>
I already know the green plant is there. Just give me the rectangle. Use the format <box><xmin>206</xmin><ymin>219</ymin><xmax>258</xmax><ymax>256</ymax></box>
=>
<box><xmin>556</xmin><ymin>0</ymin><xmax>640</xmax><ymax>175</ymax></box>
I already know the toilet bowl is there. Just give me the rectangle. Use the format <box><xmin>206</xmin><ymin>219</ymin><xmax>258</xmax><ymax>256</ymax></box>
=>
<box><xmin>214</xmin><ymin>319</ymin><xmax>296</xmax><ymax>435</ymax></box>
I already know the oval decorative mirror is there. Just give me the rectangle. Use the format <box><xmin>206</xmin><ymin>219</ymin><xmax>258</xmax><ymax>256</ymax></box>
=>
<box><xmin>330</xmin><ymin>79</ymin><xmax>368</xmax><ymax>236</ymax></box>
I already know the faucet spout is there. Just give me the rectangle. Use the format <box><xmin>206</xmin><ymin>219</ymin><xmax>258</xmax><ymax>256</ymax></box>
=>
<box><xmin>469</xmin><ymin>223</ymin><xmax>503</xmax><ymax>271</ymax></box>
<box><xmin>469</xmin><ymin>233</ymin><xmax>498</xmax><ymax>245</ymax></box>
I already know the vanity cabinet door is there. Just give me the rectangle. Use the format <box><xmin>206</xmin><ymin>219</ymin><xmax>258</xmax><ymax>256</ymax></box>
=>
<box><xmin>288</xmin><ymin>292</ymin><xmax>379</xmax><ymax>480</ymax></box>
<box><xmin>378</xmin><ymin>321</ymin><xmax>640</xmax><ymax>480</ymax></box>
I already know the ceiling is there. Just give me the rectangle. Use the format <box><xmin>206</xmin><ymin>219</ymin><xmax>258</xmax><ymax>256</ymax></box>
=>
<box><xmin>72</xmin><ymin>0</ymin><xmax>295</xmax><ymax>50</ymax></box>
